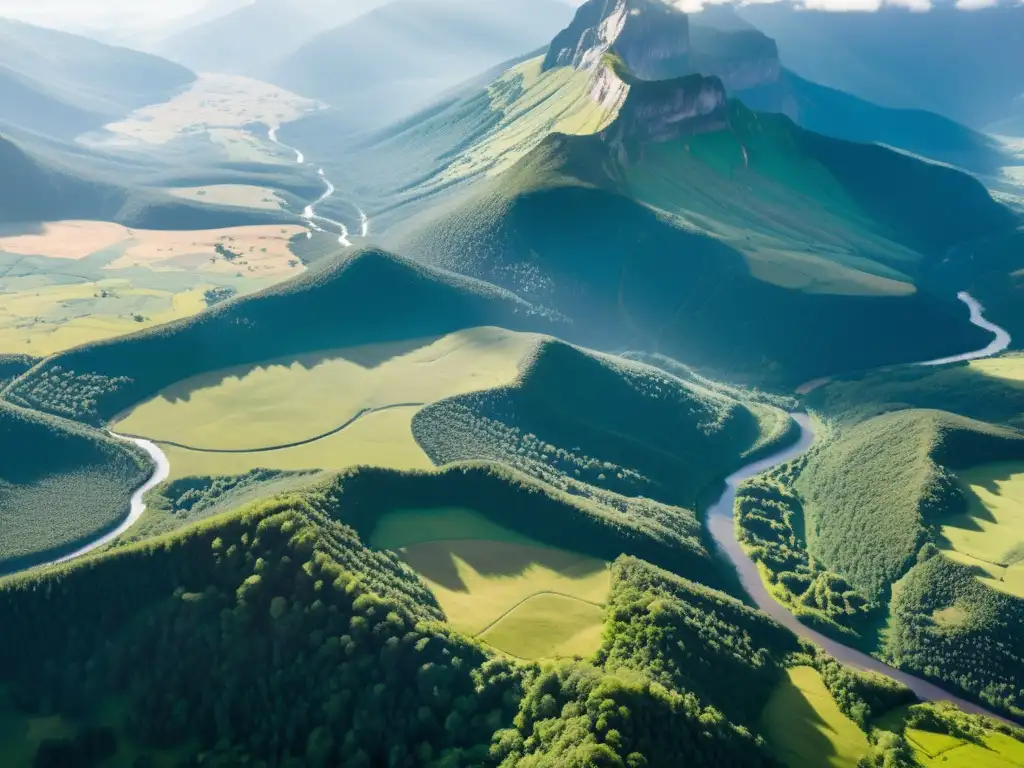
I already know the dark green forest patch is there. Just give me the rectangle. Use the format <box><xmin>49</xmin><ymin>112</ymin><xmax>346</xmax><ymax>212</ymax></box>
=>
<box><xmin>0</xmin><ymin>402</ymin><xmax>149</xmax><ymax>574</ymax></box>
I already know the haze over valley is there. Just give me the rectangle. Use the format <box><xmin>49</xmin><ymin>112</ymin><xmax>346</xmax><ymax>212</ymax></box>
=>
<box><xmin>2</xmin><ymin>1</ymin><xmax>1024</xmax><ymax>766</ymax></box>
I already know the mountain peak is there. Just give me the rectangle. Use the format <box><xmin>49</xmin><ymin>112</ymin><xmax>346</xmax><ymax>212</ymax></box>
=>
<box><xmin>543</xmin><ymin>0</ymin><xmax>692</xmax><ymax>80</ymax></box>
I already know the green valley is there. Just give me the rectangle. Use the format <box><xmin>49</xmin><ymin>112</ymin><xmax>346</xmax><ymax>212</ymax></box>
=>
<box><xmin>2</xmin><ymin>0</ymin><xmax>1024</xmax><ymax>765</ymax></box>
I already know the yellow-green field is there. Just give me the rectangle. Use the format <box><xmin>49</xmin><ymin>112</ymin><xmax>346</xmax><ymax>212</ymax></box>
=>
<box><xmin>166</xmin><ymin>185</ymin><xmax>286</xmax><ymax>210</ymax></box>
<box><xmin>905</xmin><ymin>729</ymin><xmax>1024</xmax><ymax>767</ymax></box>
<box><xmin>158</xmin><ymin>406</ymin><xmax>433</xmax><ymax>481</ymax></box>
<box><xmin>760</xmin><ymin>666</ymin><xmax>870</xmax><ymax>768</ymax></box>
<box><xmin>970</xmin><ymin>354</ymin><xmax>1024</xmax><ymax>384</ymax></box>
<box><xmin>115</xmin><ymin>327</ymin><xmax>537</xmax><ymax>451</ymax></box>
<box><xmin>0</xmin><ymin>221</ymin><xmax>305</xmax><ymax>355</ymax></box>
<box><xmin>372</xmin><ymin>507</ymin><xmax>610</xmax><ymax>660</ymax></box>
<box><xmin>938</xmin><ymin>461</ymin><xmax>1024</xmax><ymax>597</ymax></box>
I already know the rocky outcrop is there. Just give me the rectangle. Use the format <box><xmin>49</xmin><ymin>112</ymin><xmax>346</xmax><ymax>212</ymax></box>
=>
<box><xmin>601</xmin><ymin>73</ymin><xmax>728</xmax><ymax>163</ymax></box>
<box><xmin>543</xmin><ymin>0</ymin><xmax>692</xmax><ymax>81</ymax></box>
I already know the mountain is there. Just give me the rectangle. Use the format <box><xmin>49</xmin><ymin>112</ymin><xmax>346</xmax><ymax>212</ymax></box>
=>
<box><xmin>270</xmin><ymin>0</ymin><xmax>576</xmax><ymax>132</ymax></box>
<box><xmin>384</xmin><ymin>0</ymin><xmax>1018</xmax><ymax>386</ymax></box>
<box><xmin>153</xmin><ymin>0</ymin><xmax>387</xmax><ymax>76</ymax></box>
<box><xmin>0</xmin><ymin>18</ymin><xmax>195</xmax><ymax>139</ymax></box>
<box><xmin>735</xmin><ymin>3</ymin><xmax>1024</xmax><ymax>129</ymax></box>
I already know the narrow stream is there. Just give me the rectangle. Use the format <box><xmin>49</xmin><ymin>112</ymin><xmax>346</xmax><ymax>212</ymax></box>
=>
<box><xmin>267</xmin><ymin>125</ymin><xmax>367</xmax><ymax>248</ymax></box>
<box><xmin>704</xmin><ymin>292</ymin><xmax>1017</xmax><ymax>724</ymax></box>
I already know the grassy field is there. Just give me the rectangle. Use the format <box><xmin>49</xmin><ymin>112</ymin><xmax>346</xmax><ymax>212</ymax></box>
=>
<box><xmin>114</xmin><ymin>327</ymin><xmax>537</xmax><ymax>451</ymax></box>
<box><xmin>938</xmin><ymin>461</ymin><xmax>1024</xmax><ymax>597</ymax></box>
<box><xmin>760</xmin><ymin>666</ymin><xmax>870</xmax><ymax>768</ymax></box>
<box><xmin>94</xmin><ymin>73</ymin><xmax>317</xmax><ymax>160</ymax></box>
<box><xmin>0</xmin><ymin>221</ymin><xmax>306</xmax><ymax>355</ymax></box>
<box><xmin>970</xmin><ymin>354</ymin><xmax>1024</xmax><ymax>384</ymax></box>
<box><xmin>166</xmin><ymin>185</ymin><xmax>286</xmax><ymax>211</ymax></box>
<box><xmin>372</xmin><ymin>506</ymin><xmax>610</xmax><ymax>659</ymax></box>
<box><xmin>477</xmin><ymin>593</ymin><xmax>605</xmax><ymax>659</ymax></box>
<box><xmin>159</xmin><ymin>406</ymin><xmax>432</xmax><ymax>482</ymax></box>
<box><xmin>907</xmin><ymin>729</ymin><xmax>1024</xmax><ymax>767</ymax></box>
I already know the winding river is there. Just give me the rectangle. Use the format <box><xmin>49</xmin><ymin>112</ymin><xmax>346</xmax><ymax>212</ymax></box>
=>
<box><xmin>705</xmin><ymin>291</ymin><xmax>1016</xmax><ymax>724</ymax></box>
<box><xmin>46</xmin><ymin>435</ymin><xmax>170</xmax><ymax>567</ymax></box>
<box><xmin>267</xmin><ymin>125</ymin><xmax>368</xmax><ymax>248</ymax></box>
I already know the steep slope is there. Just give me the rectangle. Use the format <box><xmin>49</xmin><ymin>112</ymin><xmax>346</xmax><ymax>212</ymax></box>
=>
<box><xmin>395</xmin><ymin>79</ymin><xmax>1015</xmax><ymax>384</ymax></box>
<box><xmin>0</xmin><ymin>402</ymin><xmax>149</xmax><ymax>574</ymax></box>
<box><xmin>2</xmin><ymin>248</ymin><xmax>559</xmax><ymax>425</ymax></box>
<box><xmin>271</xmin><ymin>0</ymin><xmax>576</xmax><ymax>131</ymax></box>
<box><xmin>736</xmin><ymin>3</ymin><xmax>1024</xmax><ymax>129</ymax></box>
<box><xmin>0</xmin><ymin>18</ymin><xmax>195</xmax><ymax>138</ymax></box>
<box><xmin>153</xmin><ymin>0</ymin><xmax>387</xmax><ymax>77</ymax></box>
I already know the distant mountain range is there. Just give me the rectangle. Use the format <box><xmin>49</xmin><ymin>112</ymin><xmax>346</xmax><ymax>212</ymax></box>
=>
<box><xmin>0</xmin><ymin>17</ymin><xmax>195</xmax><ymax>139</ymax></box>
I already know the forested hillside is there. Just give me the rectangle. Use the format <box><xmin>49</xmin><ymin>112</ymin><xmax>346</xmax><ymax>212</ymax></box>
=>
<box><xmin>0</xmin><ymin>402</ymin><xmax>149</xmax><ymax>574</ymax></box>
<box><xmin>2</xmin><ymin>249</ymin><xmax>558</xmax><ymax>425</ymax></box>
<box><xmin>395</xmin><ymin>91</ymin><xmax>1014</xmax><ymax>385</ymax></box>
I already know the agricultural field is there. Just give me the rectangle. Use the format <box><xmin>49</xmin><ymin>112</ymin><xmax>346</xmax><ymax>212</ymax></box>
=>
<box><xmin>89</xmin><ymin>73</ymin><xmax>319</xmax><ymax>163</ymax></box>
<box><xmin>905</xmin><ymin>728</ymin><xmax>1024</xmax><ymax>767</ymax></box>
<box><xmin>0</xmin><ymin>221</ymin><xmax>306</xmax><ymax>355</ymax></box>
<box><xmin>760</xmin><ymin>666</ymin><xmax>870</xmax><ymax>768</ymax></box>
<box><xmin>166</xmin><ymin>185</ymin><xmax>286</xmax><ymax>211</ymax></box>
<box><xmin>114</xmin><ymin>327</ymin><xmax>538</xmax><ymax>451</ymax></box>
<box><xmin>938</xmin><ymin>461</ymin><xmax>1024</xmax><ymax>598</ymax></box>
<box><xmin>158</xmin><ymin>406</ymin><xmax>432</xmax><ymax>482</ymax></box>
<box><xmin>372</xmin><ymin>506</ymin><xmax>611</xmax><ymax>660</ymax></box>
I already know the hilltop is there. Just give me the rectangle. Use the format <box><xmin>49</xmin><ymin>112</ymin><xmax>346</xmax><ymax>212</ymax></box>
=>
<box><xmin>2</xmin><ymin>248</ymin><xmax>559</xmax><ymax>425</ymax></box>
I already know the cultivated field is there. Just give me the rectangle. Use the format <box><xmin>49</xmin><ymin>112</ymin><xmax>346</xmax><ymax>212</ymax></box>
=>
<box><xmin>114</xmin><ymin>327</ymin><xmax>538</xmax><ymax>451</ymax></box>
<box><xmin>158</xmin><ymin>406</ymin><xmax>432</xmax><ymax>482</ymax></box>
<box><xmin>166</xmin><ymin>185</ymin><xmax>285</xmax><ymax>211</ymax></box>
<box><xmin>939</xmin><ymin>461</ymin><xmax>1024</xmax><ymax>597</ymax></box>
<box><xmin>0</xmin><ymin>221</ymin><xmax>306</xmax><ymax>355</ymax></box>
<box><xmin>905</xmin><ymin>728</ymin><xmax>1024</xmax><ymax>767</ymax></box>
<box><xmin>372</xmin><ymin>507</ymin><xmax>611</xmax><ymax>660</ymax></box>
<box><xmin>760</xmin><ymin>666</ymin><xmax>869</xmax><ymax>768</ymax></box>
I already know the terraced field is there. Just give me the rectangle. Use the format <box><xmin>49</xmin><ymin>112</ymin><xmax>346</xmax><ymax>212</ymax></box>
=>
<box><xmin>372</xmin><ymin>507</ymin><xmax>610</xmax><ymax>660</ymax></box>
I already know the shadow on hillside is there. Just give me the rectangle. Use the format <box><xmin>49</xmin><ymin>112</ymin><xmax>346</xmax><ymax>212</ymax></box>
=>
<box><xmin>148</xmin><ymin>334</ymin><xmax>447</xmax><ymax>407</ymax></box>
<box><xmin>397</xmin><ymin>539</ymin><xmax>605</xmax><ymax>593</ymax></box>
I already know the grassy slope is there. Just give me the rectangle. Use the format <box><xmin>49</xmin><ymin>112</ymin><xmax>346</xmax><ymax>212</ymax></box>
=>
<box><xmin>0</xmin><ymin>402</ymin><xmax>148</xmax><ymax>573</ymax></box>
<box><xmin>397</xmin><ymin>97</ymin><xmax>1011</xmax><ymax>385</ymax></box>
<box><xmin>0</xmin><ymin>18</ymin><xmax>194</xmax><ymax>139</ymax></box>
<box><xmin>797</xmin><ymin>409</ymin><xmax>1024</xmax><ymax>602</ymax></box>
<box><xmin>3</xmin><ymin>248</ymin><xmax>558</xmax><ymax>426</ymax></box>
<box><xmin>761</xmin><ymin>666</ymin><xmax>869</xmax><ymax>768</ymax></box>
<box><xmin>413</xmin><ymin>337</ymin><xmax>779</xmax><ymax>506</ymax></box>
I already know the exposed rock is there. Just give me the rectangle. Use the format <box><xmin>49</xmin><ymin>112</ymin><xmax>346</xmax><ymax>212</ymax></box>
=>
<box><xmin>601</xmin><ymin>73</ymin><xmax>728</xmax><ymax>163</ymax></box>
<box><xmin>543</xmin><ymin>0</ymin><xmax>692</xmax><ymax>81</ymax></box>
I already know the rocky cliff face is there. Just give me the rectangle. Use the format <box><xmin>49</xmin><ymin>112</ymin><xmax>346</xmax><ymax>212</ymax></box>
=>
<box><xmin>690</xmin><ymin>26</ymin><xmax>780</xmax><ymax>92</ymax></box>
<box><xmin>542</xmin><ymin>0</ymin><xmax>692</xmax><ymax>81</ymax></box>
<box><xmin>601</xmin><ymin>74</ymin><xmax>728</xmax><ymax>163</ymax></box>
